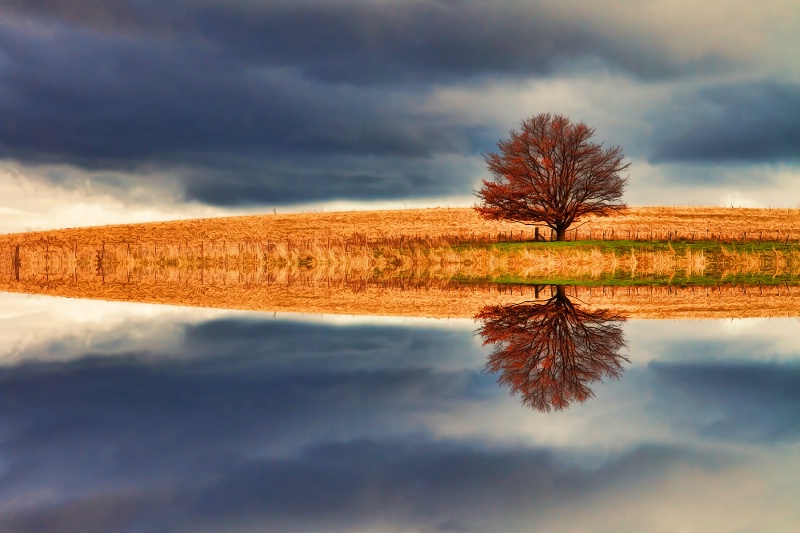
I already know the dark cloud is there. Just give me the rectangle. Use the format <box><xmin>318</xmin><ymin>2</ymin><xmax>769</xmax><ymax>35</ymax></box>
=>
<box><xmin>186</xmin><ymin>1</ymin><xmax>715</xmax><ymax>85</ymax></box>
<box><xmin>649</xmin><ymin>359</ymin><xmax>800</xmax><ymax>442</ymax></box>
<box><xmin>179</xmin><ymin>157</ymin><xmax>478</xmax><ymax>205</ymax></box>
<box><xmin>0</xmin><ymin>1</ymin><xmax>735</xmax><ymax>205</ymax></box>
<box><xmin>650</xmin><ymin>81</ymin><xmax>800</xmax><ymax>164</ymax></box>
<box><xmin>1</xmin><ymin>1</ymin><xmax>725</xmax><ymax>84</ymax></box>
<box><xmin>0</xmin><ymin>19</ymin><xmax>466</xmax><ymax>161</ymax></box>
<box><xmin>0</xmin><ymin>16</ymin><xmax>475</xmax><ymax>204</ymax></box>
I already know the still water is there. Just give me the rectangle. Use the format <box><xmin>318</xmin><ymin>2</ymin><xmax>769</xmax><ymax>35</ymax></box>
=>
<box><xmin>1</xmin><ymin>290</ymin><xmax>799</xmax><ymax>532</ymax></box>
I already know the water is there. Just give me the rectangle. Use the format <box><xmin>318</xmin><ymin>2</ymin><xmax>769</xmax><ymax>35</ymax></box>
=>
<box><xmin>1</xmin><ymin>291</ymin><xmax>799</xmax><ymax>532</ymax></box>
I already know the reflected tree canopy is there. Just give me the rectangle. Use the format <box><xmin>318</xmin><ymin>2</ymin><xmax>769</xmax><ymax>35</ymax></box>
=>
<box><xmin>476</xmin><ymin>285</ymin><xmax>628</xmax><ymax>411</ymax></box>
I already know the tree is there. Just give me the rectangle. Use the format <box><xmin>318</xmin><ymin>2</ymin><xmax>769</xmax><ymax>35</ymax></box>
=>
<box><xmin>476</xmin><ymin>113</ymin><xmax>629</xmax><ymax>241</ymax></box>
<box><xmin>476</xmin><ymin>285</ymin><xmax>628</xmax><ymax>411</ymax></box>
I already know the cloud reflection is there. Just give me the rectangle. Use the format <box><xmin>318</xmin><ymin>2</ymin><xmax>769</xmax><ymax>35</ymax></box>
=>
<box><xmin>649</xmin><ymin>361</ymin><xmax>800</xmax><ymax>443</ymax></box>
<box><xmin>0</xmin><ymin>305</ymin><xmax>799</xmax><ymax>531</ymax></box>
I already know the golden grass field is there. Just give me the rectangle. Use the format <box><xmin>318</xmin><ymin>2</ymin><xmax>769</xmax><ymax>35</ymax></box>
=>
<box><xmin>4</xmin><ymin>206</ymin><xmax>800</xmax><ymax>245</ymax></box>
<box><xmin>4</xmin><ymin>206</ymin><xmax>800</xmax><ymax>277</ymax></box>
<box><xmin>4</xmin><ymin>206</ymin><xmax>800</xmax><ymax>319</ymax></box>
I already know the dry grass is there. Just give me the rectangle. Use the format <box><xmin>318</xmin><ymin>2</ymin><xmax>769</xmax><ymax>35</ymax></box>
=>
<box><xmin>2</xmin><ymin>269</ymin><xmax>800</xmax><ymax>320</ymax></box>
<box><xmin>0</xmin><ymin>207</ymin><xmax>515</xmax><ymax>245</ymax></box>
<box><xmin>7</xmin><ymin>232</ymin><xmax>800</xmax><ymax>286</ymax></box>
<box><xmin>3</xmin><ymin>206</ymin><xmax>800</xmax><ymax>284</ymax></box>
<box><xmin>570</xmin><ymin>206</ymin><xmax>800</xmax><ymax>243</ymax></box>
<box><xmin>4</xmin><ymin>206</ymin><xmax>800</xmax><ymax>319</ymax></box>
<box><xmin>1</xmin><ymin>237</ymin><xmax>799</xmax><ymax>320</ymax></box>
<box><xmin>4</xmin><ymin>206</ymin><xmax>800</xmax><ymax>245</ymax></box>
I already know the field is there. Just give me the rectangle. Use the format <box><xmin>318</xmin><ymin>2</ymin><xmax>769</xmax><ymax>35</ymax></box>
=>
<box><xmin>3</xmin><ymin>207</ymin><xmax>800</xmax><ymax>284</ymax></box>
<box><xmin>5</xmin><ymin>206</ymin><xmax>800</xmax><ymax>246</ymax></box>
<box><xmin>2</xmin><ymin>271</ymin><xmax>800</xmax><ymax>320</ymax></box>
<box><xmin>4</xmin><ymin>206</ymin><xmax>800</xmax><ymax>319</ymax></box>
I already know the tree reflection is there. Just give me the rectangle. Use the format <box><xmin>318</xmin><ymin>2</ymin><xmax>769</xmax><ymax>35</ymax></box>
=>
<box><xmin>476</xmin><ymin>285</ymin><xmax>628</xmax><ymax>411</ymax></box>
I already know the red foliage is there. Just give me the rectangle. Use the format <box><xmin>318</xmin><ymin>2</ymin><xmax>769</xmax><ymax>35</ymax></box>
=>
<box><xmin>476</xmin><ymin>114</ymin><xmax>628</xmax><ymax>240</ymax></box>
<box><xmin>476</xmin><ymin>285</ymin><xmax>628</xmax><ymax>411</ymax></box>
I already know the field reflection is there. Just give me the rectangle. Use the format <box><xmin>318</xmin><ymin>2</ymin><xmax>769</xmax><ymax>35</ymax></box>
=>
<box><xmin>3</xmin><ymin>250</ymin><xmax>800</xmax><ymax>320</ymax></box>
<box><xmin>4</xmin><ymin>233</ymin><xmax>800</xmax><ymax>322</ymax></box>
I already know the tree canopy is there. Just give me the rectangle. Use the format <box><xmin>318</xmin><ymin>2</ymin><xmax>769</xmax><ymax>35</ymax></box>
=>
<box><xmin>476</xmin><ymin>113</ymin><xmax>629</xmax><ymax>241</ymax></box>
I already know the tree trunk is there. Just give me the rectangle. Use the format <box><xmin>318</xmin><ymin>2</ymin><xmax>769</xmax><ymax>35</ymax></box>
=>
<box><xmin>554</xmin><ymin>284</ymin><xmax>566</xmax><ymax>299</ymax></box>
<box><xmin>555</xmin><ymin>227</ymin><xmax>567</xmax><ymax>241</ymax></box>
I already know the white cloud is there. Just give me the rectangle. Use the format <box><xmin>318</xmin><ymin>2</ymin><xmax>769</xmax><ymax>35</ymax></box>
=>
<box><xmin>422</xmin><ymin>73</ymin><xmax>667</xmax><ymax>144</ymax></box>
<box><xmin>545</xmin><ymin>0</ymin><xmax>800</xmax><ymax>75</ymax></box>
<box><xmin>0</xmin><ymin>158</ymin><xmax>485</xmax><ymax>233</ymax></box>
<box><xmin>0</xmin><ymin>161</ymin><xmax>242</xmax><ymax>234</ymax></box>
<box><xmin>624</xmin><ymin>160</ymin><xmax>800</xmax><ymax>208</ymax></box>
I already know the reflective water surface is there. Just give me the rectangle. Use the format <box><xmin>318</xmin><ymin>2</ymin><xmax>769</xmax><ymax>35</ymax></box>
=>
<box><xmin>1</xmin><ymin>291</ymin><xmax>799</xmax><ymax>532</ymax></box>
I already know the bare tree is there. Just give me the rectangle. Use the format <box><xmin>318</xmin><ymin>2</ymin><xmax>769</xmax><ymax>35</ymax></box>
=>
<box><xmin>476</xmin><ymin>113</ymin><xmax>629</xmax><ymax>241</ymax></box>
<box><xmin>476</xmin><ymin>285</ymin><xmax>628</xmax><ymax>411</ymax></box>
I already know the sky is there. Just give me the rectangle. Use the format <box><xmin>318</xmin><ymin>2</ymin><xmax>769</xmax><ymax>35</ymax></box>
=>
<box><xmin>1</xmin><ymin>0</ymin><xmax>800</xmax><ymax>233</ymax></box>
<box><xmin>1</xmin><ymin>293</ymin><xmax>799</xmax><ymax>532</ymax></box>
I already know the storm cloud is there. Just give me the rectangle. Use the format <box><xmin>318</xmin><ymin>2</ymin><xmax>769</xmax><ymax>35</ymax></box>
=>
<box><xmin>650</xmin><ymin>81</ymin><xmax>800</xmax><ymax>164</ymax></box>
<box><xmin>0</xmin><ymin>0</ymin><xmax>728</xmax><ymax>84</ymax></box>
<box><xmin>0</xmin><ymin>0</ymin><xmax>752</xmax><ymax>207</ymax></box>
<box><xmin>0</xmin><ymin>18</ymin><xmax>475</xmax><ymax>160</ymax></box>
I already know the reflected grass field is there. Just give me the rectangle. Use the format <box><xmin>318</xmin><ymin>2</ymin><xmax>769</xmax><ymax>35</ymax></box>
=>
<box><xmin>457</xmin><ymin>239</ymin><xmax>800</xmax><ymax>286</ymax></box>
<box><xmin>2</xmin><ymin>263</ymin><xmax>800</xmax><ymax>320</ymax></box>
<box><xmin>488</xmin><ymin>238</ymin><xmax>800</xmax><ymax>255</ymax></box>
